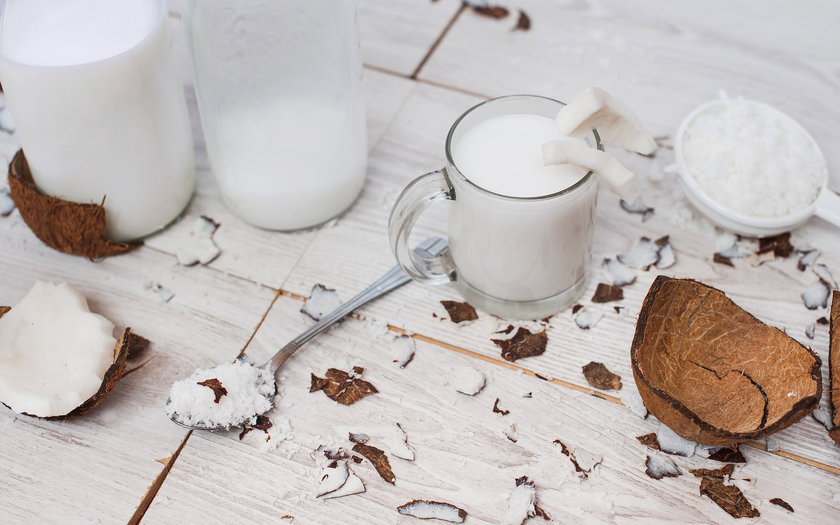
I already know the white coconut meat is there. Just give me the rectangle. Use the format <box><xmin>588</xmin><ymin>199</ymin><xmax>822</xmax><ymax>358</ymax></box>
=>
<box><xmin>175</xmin><ymin>216</ymin><xmax>221</xmax><ymax>266</ymax></box>
<box><xmin>385</xmin><ymin>423</ymin><xmax>415</xmax><ymax>461</ymax></box>
<box><xmin>645</xmin><ymin>454</ymin><xmax>681</xmax><ymax>480</ymax></box>
<box><xmin>501</xmin><ymin>479</ymin><xmax>537</xmax><ymax>525</ymax></box>
<box><xmin>619</xmin><ymin>384</ymin><xmax>648</xmax><ymax>419</ymax></box>
<box><xmin>397</xmin><ymin>500</ymin><xmax>467</xmax><ymax>523</ymax></box>
<box><xmin>391</xmin><ymin>334</ymin><xmax>415</xmax><ymax>368</ymax></box>
<box><xmin>0</xmin><ymin>105</ymin><xmax>15</xmax><ymax>133</ymax></box>
<box><xmin>812</xmin><ymin>263</ymin><xmax>837</xmax><ymax>289</ymax></box>
<box><xmin>455</xmin><ymin>367</ymin><xmax>486</xmax><ymax>396</ymax></box>
<box><xmin>574</xmin><ymin>309</ymin><xmax>603</xmax><ymax>330</ymax></box>
<box><xmin>656</xmin><ymin>423</ymin><xmax>697</xmax><ymax>456</ymax></box>
<box><xmin>165</xmin><ymin>360</ymin><xmax>275</xmax><ymax>429</ymax></box>
<box><xmin>802</xmin><ymin>280</ymin><xmax>830</xmax><ymax>310</ymax></box>
<box><xmin>300</xmin><ymin>284</ymin><xmax>341</xmax><ymax>321</ymax></box>
<box><xmin>602</xmin><ymin>258</ymin><xmax>636</xmax><ymax>287</ymax></box>
<box><xmin>553</xmin><ymin>87</ymin><xmax>657</xmax><ymax>155</ymax></box>
<box><xmin>617</xmin><ymin>237</ymin><xmax>660</xmax><ymax>269</ymax></box>
<box><xmin>0</xmin><ymin>281</ymin><xmax>116</xmax><ymax>417</ymax></box>
<box><xmin>542</xmin><ymin>140</ymin><xmax>639</xmax><ymax>202</ymax></box>
<box><xmin>812</xmin><ymin>405</ymin><xmax>832</xmax><ymax>430</ymax></box>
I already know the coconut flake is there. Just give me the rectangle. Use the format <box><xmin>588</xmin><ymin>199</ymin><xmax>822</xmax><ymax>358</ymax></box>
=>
<box><xmin>316</xmin><ymin>461</ymin><xmax>350</xmax><ymax>497</ymax></box>
<box><xmin>144</xmin><ymin>282</ymin><xmax>174</xmax><ymax>303</ymax></box>
<box><xmin>620</xmin><ymin>385</ymin><xmax>648</xmax><ymax>419</ymax></box>
<box><xmin>0</xmin><ymin>188</ymin><xmax>15</xmax><ymax>216</ymax></box>
<box><xmin>0</xmin><ymin>281</ymin><xmax>117</xmax><ymax>417</ymax></box>
<box><xmin>391</xmin><ymin>335</ymin><xmax>415</xmax><ymax>368</ymax></box>
<box><xmin>300</xmin><ymin>284</ymin><xmax>341</xmax><ymax>321</ymax></box>
<box><xmin>812</xmin><ymin>405</ymin><xmax>832</xmax><ymax>430</ymax></box>
<box><xmin>504</xmin><ymin>423</ymin><xmax>518</xmax><ymax>443</ymax></box>
<box><xmin>175</xmin><ymin>216</ymin><xmax>221</xmax><ymax>266</ymax></box>
<box><xmin>0</xmin><ymin>106</ymin><xmax>15</xmax><ymax>133</ymax></box>
<box><xmin>385</xmin><ymin>423</ymin><xmax>414</xmax><ymax>461</ymax></box>
<box><xmin>617</xmin><ymin>237</ymin><xmax>660</xmax><ymax>269</ymax></box>
<box><xmin>323</xmin><ymin>468</ymin><xmax>365</xmax><ymax>499</ymax></box>
<box><xmin>802</xmin><ymin>280</ymin><xmax>830</xmax><ymax>310</ymax></box>
<box><xmin>717</xmin><ymin>235</ymin><xmax>759</xmax><ymax>259</ymax></box>
<box><xmin>644</xmin><ymin>454</ymin><xmax>681</xmax><ymax>480</ymax></box>
<box><xmin>501</xmin><ymin>476</ymin><xmax>540</xmax><ymax>525</ymax></box>
<box><xmin>797</xmin><ymin>249</ymin><xmax>819</xmax><ymax>271</ymax></box>
<box><xmin>812</xmin><ymin>264</ymin><xmax>837</xmax><ymax>289</ymax></box>
<box><xmin>574</xmin><ymin>309</ymin><xmax>603</xmax><ymax>330</ymax></box>
<box><xmin>455</xmin><ymin>367</ymin><xmax>486</xmax><ymax>396</ymax></box>
<box><xmin>396</xmin><ymin>500</ymin><xmax>467</xmax><ymax>523</ymax></box>
<box><xmin>166</xmin><ymin>360</ymin><xmax>275</xmax><ymax>429</ymax></box>
<box><xmin>805</xmin><ymin>324</ymin><xmax>816</xmax><ymax>339</ymax></box>
<box><xmin>655</xmin><ymin>238</ymin><xmax>675</xmax><ymax>269</ymax></box>
<box><xmin>656</xmin><ymin>423</ymin><xmax>697</xmax><ymax>456</ymax></box>
<box><xmin>620</xmin><ymin>197</ymin><xmax>654</xmax><ymax>222</ymax></box>
<box><xmin>602</xmin><ymin>258</ymin><xmax>636</xmax><ymax>287</ymax></box>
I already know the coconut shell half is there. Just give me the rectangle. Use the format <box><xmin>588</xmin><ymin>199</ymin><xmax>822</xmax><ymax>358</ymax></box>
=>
<box><xmin>830</xmin><ymin>290</ymin><xmax>840</xmax><ymax>444</ymax></box>
<box><xmin>0</xmin><ymin>306</ymin><xmax>150</xmax><ymax>419</ymax></box>
<box><xmin>631</xmin><ymin>276</ymin><xmax>821</xmax><ymax>445</ymax></box>
<box><xmin>7</xmin><ymin>149</ymin><xmax>141</xmax><ymax>260</ymax></box>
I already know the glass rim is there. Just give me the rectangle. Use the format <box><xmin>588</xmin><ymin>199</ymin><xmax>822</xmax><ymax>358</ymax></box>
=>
<box><xmin>444</xmin><ymin>94</ymin><xmax>596</xmax><ymax>202</ymax></box>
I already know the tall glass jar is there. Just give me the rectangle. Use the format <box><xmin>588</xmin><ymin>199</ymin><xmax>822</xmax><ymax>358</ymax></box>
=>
<box><xmin>182</xmin><ymin>0</ymin><xmax>367</xmax><ymax>230</ymax></box>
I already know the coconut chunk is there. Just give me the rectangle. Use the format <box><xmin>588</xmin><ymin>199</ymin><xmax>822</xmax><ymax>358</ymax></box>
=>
<box><xmin>501</xmin><ymin>477</ymin><xmax>539</xmax><ymax>525</ymax></box>
<box><xmin>166</xmin><ymin>360</ymin><xmax>275</xmax><ymax>429</ymax></box>
<box><xmin>620</xmin><ymin>196</ymin><xmax>655</xmax><ymax>222</ymax></box>
<box><xmin>175</xmin><ymin>216</ymin><xmax>221</xmax><ymax>266</ymax></box>
<box><xmin>812</xmin><ymin>405</ymin><xmax>832</xmax><ymax>430</ymax></box>
<box><xmin>657</xmin><ymin>423</ymin><xmax>697</xmax><ymax>456</ymax></box>
<box><xmin>300</xmin><ymin>284</ymin><xmax>341</xmax><ymax>321</ymax></box>
<box><xmin>542</xmin><ymin>140</ymin><xmax>638</xmax><ymax>202</ymax></box>
<box><xmin>617</xmin><ymin>237</ymin><xmax>660</xmax><ymax>269</ymax></box>
<box><xmin>455</xmin><ymin>367</ymin><xmax>486</xmax><ymax>396</ymax></box>
<box><xmin>553</xmin><ymin>87</ymin><xmax>656</xmax><ymax>155</ymax></box>
<box><xmin>802</xmin><ymin>280</ymin><xmax>830</xmax><ymax>310</ymax></box>
<box><xmin>645</xmin><ymin>454</ymin><xmax>681</xmax><ymax>480</ymax></box>
<box><xmin>797</xmin><ymin>249</ymin><xmax>819</xmax><ymax>271</ymax></box>
<box><xmin>397</xmin><ymin>500</ymin><xmax>467</xmax><ymax>523</ymax></box>
<box><xmin>805</xmin><ymin>324</ymin><xmax>816</xmax><ymax>339</ymax></box>
<box><xmin>574</xmin><ymin>309</ymin><xmax>603</xmax><ymax>330</ymax></box>
<box><xmin>620</xmin><ymin>384</ymin><xmax>648</xmax><ymax>419</ymax></box>
<box><xmin>0</xmin><ymin>281</ymin><xmax>116</xmax><ymax>417</ymax></box>
<box><xmin>385</xmin><ymin>423</ymin><xmax>415</xmax><ymax>461</ymax></box>
<box><xmin>504</xmin><ymin>423</ymin><xmax>519</xmax><ymax>443</ymax></box>
<box><xmin>316</xmin><ymin>461</ymin><xmax>350</xmax><ymax>497</ymax></box>
<box><xmin>655</xmin><ymin>238</ymin><xmax>675</xmax><ymax>269</ymax></box>
<box><xmin>323</xmin><ymin>468</ymin><xmax>365</xmax><ymax>499</ymax></box>
<box><xmin>0</xmin><ymin>187</ymin><xmax>15</xmax><ymax>216</ymax></box>
<box><xmin>813</xmin><ymin>264</ymin><xmax>837</xmax><ymax>289</ymax></box>
<box><xmin>602</xmin><ymin>257</ymin><xmax>636</xmax><ymax>287</ymax></box>
<box><xmin>391</xmin><ymin>335</ymin><xmax>415</xmax><ymax>368</ymax></box>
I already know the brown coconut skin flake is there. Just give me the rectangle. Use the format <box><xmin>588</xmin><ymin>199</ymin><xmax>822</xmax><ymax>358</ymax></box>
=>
<box><xmin>309</xmin><ymin>368</ymin><xmax>378</xmax><ymax>406</ymax></box>
<box><xmin>631</xmin><ymin>276</ymin><xmax>822</xmax><ymax>445</ymax></box>
<box><xmin>492</xmin><ymin>327</ymin><xmax>548</xmax><ymax>362</ymax></box>
<box><xmin>591</xmin><ymin>283</ymin><xmax>624</xmax><ymax>303</ymax></box>
<box><xmin>440</xmin><ymin>300</ymin><xmax>478</xmax><ymax>323</ymax></box>
<box><xmin>582</xmin><ymin>361</ymin><xmax>622</xmax><ymax>391</ymax></box>
<box><xmin>8</xmin><ymin>150</ymin><xmax>141</xmax><ymax>259</ymax></box>
<box><xmin>352</xmin><ymin>442</ymin><xmax>395</xmax><ymax>485</ymax></box>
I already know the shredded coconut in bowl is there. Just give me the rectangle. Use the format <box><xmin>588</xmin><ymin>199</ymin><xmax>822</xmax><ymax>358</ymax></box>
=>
<box><xmin>681</xmin><ymin>99</ymin><xmax>826</xmax><ymax>218</ymax></box>
<box><xmin>166</xmin><ymin>360</ymin><xmax>275</xmax><ymax>429</ymax></box>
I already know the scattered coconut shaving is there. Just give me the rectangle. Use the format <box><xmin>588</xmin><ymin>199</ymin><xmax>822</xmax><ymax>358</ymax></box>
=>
<box><xmin>144</xmin><ymin>282</ymin><xmax>174</xmax><ymax>303</ymax></box>
<box><xmin>493</xmin><ymin>398</ymin><xmax>510</xmax><ymax>415</ymax></box>
<box><xmin>713</xmin><ymin>253</ymin><xmax>735</xmax><ymax>267</ymax></box>
<box><xmin>716</xmin><ymin>234</ymin><xmax>758</xmax><ymax>260</ymax></box>
<box><xmin>620</xmin><ymin>384</ymin><xmax>648</xmax><ymax>419</ymax></box>
<box><xmin>802</xmin><ymin>279</ymin><xmax>830</xmax><ymax>310</ymax></box>
<box><xmin>492</xmin><ymin>327</ymin><xmax>547</xmax><ymax>361</ymax></box>
<box><xmin>636</xmin><ymin>433</ymin><xmax>660</xmax><ymax>451</ymax></box>
<box><xmin>396</xmin><ymin>500</ymin><xmax>467</xmax><ymax>523</ymax></box>
<box><xmin>309</xmin><ymin>367</ymin><xmax>378</xmax><ymax>406</ymax></box>
<box><xmin>348</xmin><ymin>432</ymin><xmax>369</xmax><ymax>444</ymax></box>
<box><xmin>581</xmin><ymin>361</ymin><xmax>622</xmax><ymax>391</ymax></box>
<box><xmin>0</xmin><ymin>187</ymin><xmax>15</xmax><ymax>216</ymax></box>
<box><xmin>385</xmin><ymin>423</ymin><xmax>414</xmax><ymax>461</ymax></box>
<box><xmin>602</xmin><ymin>258</ymin><xmax>636</xmax><ymax>287</ymax></box>
<box><xmin>352</xmin><ymin>442</ymin><xmax>395</xmax><ymax>484</ymax></box>
<box><xmin>620</xmin><ymin>197</ymin><xmax>654</xmax><ymax>222</ymax></box>
<box><xmin>617</xmin><ymin>237</ymin><xmax>660</xmax><ymax>270</ymax></box>
<box><xmin>574</xmin><ymin>309</ymin><xmax>603</xmax><ymax>330</ymax></box>
<box><xmin>316</xmin><ymin>460</ymin><xmax>366</xmax><ymax>500</ymax></box>
<box><xmin>811</xmin><ymin>405</ymin><xmax>832</xmax><ymax>430</ymax></box>
<box><xmin>691</xmin><ymin>464</ymin><xmax>759</xmax><ymax>519</ymax></box>
<box><xmin>455</xmin><ymin>367</ymin><xmax>486</xmax><ymax>396</ymax></box>
<box><xmin>0</xmin><ymin>105</ymin><xmax>15</xmax><ymax>132</ymax></box>
<box><xmin>504</xmin><ymin>423</ymin><xmax>518</xmax><ymax>443</ymax></box>
<box><xmin>812</xmin><ymin>263</ymin><xmax>837</xmax><ymax>289</ymax></box>
<box><xmin>514</xmin><ymin>9</ymin><xmax>530</xmax><ymax>31</ymax></box>
<box><xmin>8</xmin><ymin>150</ymin><xmax>141</xmax><ymax>259</ymax></box>
<box><xmin>797</xmin><ymin>249</ymin><xmax>819</xmax><ymax>271</ymax></box>
<box><xmin>391</xmin><ymin>335</ymin><xmax>415</xmax><ymax>368</ymax></box>
<box><xmin>440</xmin><ymin>300</ymin><xmax>478</xmax><ymax>324</ymax></box>
<box><xmin>166</xmin><ymin>359</ymin><xmax>274</xmax><ymax>429</ymax></box>
<box><xmin>769</xmin><ymin>498</ymin><xmax>794</xmax><ymax>513</ymax></box>
<box><xmin>175</xmin><ymin>216</ymin><xmax>221</xmax><ymax>266</ymax></box>
<box><xmin>805</xmin><ymin>324</ymin><xmax>816</xmax><ymax>339</ymax></box>
<box><xmin>644</xmin><ymin>454</ymin><xmax>681</xmax><ymax>480</ymax></box>
<box><xmin>502</xmin><ymin>476</ymin><xmax>550</xmax><ymax>525</ymax></box>
<box><xmin>300</xmin><ymin>284</ymin><xmax>341</xmax><ymax>321</ymax></box>
<box><xmin>655</xmin><ymin>237</ymin><xmax>675</xmax><ymax>269</ymax></box>
<box><xmin>553</xmin><ymin>439</ymin><xmax>602</xmax><ymax>479</ymax></box>
<box><xmin>656</xmin><ymin>423</ymin><xmax>697</xmax><ymax>457</ymax></box>
<box><xmin>591</xmin><ymin>283</ymin><xmax>623</xmax><ymax>303</ymax></box>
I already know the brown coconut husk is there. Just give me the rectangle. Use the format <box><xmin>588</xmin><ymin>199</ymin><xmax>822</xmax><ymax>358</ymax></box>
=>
<box><xmin>7</xmin><ymin>149</ymin><xmax>141</xmax><ymax>260</ymax></box>
<box><xmin>830</xmin><ymin>291</ymin><xmax>840</xmax><ymax>444</ymax></box>
<box><xmin>631</xmin><ymin>276</ymin><xmax>821</xmax><ymax>445</ymax></box>
<box><xmin>0</xmin><ymin>306</ymin><xmax>150</xmax><ymax>419</ymax></box>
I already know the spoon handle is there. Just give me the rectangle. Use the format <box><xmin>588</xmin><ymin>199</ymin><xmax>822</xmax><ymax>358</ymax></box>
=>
<box><xmin>267</xmin><ymin>236</ymin><xmax>449</xmax><ymax>373</ymax></box>
<box><xmin>815</xmin><ymin>189</ymin><xmax>840</xmax><ymax>229</ymax></box>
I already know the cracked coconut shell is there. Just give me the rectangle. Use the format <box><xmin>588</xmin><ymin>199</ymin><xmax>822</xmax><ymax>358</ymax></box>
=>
<box><xmin>0</xmin><ymin>301</ymin><xmax>149</xmax><ymax>419</ymax></box>
<box><xmin>8</xmin><ymin>149</ymin><xmax>141</xmax><ymax>259</ymax></box>
<box><xmin>830</xmin><ymin>291</ymin><xmax>840</xmax><ymax>444</ymax></box>
<box><xmin>631</xmin><ymin>276</ymin><xmax>821</xmax><ymax>445</ymax></box>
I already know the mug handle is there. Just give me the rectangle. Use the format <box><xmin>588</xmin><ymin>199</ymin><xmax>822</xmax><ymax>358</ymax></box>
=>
<box><xmin>388</xmin><ymin>169</ymin><xmax>455</xmax><ymax>285</ymax></box>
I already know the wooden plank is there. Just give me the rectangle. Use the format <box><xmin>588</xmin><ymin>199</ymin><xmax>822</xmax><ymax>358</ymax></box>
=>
<box><xmin>0</xmin><ymin>213</ymin><xmax>277</xmax><ymax>523</ymax></box>
<box><xmin>144</xmin><ymin>294</ymin><xmax>840</xmax><ymax>524</ymax></box>
<box><xmin>275</xmin><ymin>81</ymin><xmax>840</xmax><ymax>470</ymax></box>
<box><xmin>419</xmin><ymin>0</ymin><xmax>840</xmax><ymax>189</ymax></box>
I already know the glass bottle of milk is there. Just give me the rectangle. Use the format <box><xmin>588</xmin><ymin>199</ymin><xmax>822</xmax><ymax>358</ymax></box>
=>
<box><xmin>182</xmin><ymin>0</ymin><xmax>367</xmax><ymax>230</ymax></box>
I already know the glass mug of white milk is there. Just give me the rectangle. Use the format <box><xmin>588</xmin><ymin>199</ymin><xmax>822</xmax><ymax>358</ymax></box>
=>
<box><xmin>389</xmin><ymin>95</ymin><xmax>599</xmax><ymax>320</ymax></box>
<box><xmin>0</xmin><ymin>0</ymin><xmax>195</xmax><ymax>241</ymax></box>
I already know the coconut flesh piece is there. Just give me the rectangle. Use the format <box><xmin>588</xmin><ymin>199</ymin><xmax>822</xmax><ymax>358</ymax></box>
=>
<box><xmin>0</xmin><ymin>281</ymin><xmax>117</xmax><ymax>417</ymax></box>
<box><xmin>542</xmin><ymin>140</ymin><xmax>639</xmax><ymax>202</ymax></box>
<box><xmin>454</xmin><ymin>367</ymin><xmax>486</xmax><ymax>395</ymax></box>
<box><xmin>300</xmin><ymin>284</ymin><xmax>341</xmax><ymax>322</ymax></box>
<box><xmin>397</xmin><ymin>501</ymin><xmax>467</xmax><ymax>523</ymax></box>
<box><xmin>165</xmin><ymin>360</ymin><xmax>275</xmax><ymax>429</ymax></box>
<box><xmin>501</xmin><ymin>478</ymin><xmax>538</xmax><ymax>525</ymax></box>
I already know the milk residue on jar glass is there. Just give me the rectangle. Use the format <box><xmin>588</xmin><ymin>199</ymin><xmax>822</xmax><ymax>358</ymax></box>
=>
<box><xmin>680</xmin><ymin>99</ymin><xmax>826</xmax><ymax>218</ymax></box>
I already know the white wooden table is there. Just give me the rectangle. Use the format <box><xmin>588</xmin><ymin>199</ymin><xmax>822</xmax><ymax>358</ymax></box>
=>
<box><xmin>2</xmin><ymin>1</ymin><xmax>839</xmax><ymax>523</ymax></box>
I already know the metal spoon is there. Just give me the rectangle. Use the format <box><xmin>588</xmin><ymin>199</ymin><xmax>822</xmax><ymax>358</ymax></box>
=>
<box><xmin>167</xmin><ymin>236</ymin><xmax>450</xmax><ymax>431</ymax></box>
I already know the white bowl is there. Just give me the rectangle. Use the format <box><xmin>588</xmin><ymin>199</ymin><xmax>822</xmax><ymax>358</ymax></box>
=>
<box><xmin>674</xmin><ymin>98</ymin><xmax>839</xmax><ymax>237</ymax></box>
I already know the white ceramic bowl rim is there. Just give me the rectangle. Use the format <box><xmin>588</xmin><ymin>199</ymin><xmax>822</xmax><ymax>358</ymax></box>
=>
<box><xmin>674</xmin><ymin>98</ymin><xmax>829</xmax><ymax>232</ymax></box>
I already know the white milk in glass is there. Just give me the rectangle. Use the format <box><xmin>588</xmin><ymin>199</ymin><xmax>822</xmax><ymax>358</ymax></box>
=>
<box><xmin>0</xmin><ymin>0</ymin><xmax>194</xmax><ymax>241</ymax></box>
<box><xmin>449</xmin><ymin>113</ymin><xmax>597</xmax><ymax>302</ymax></box>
